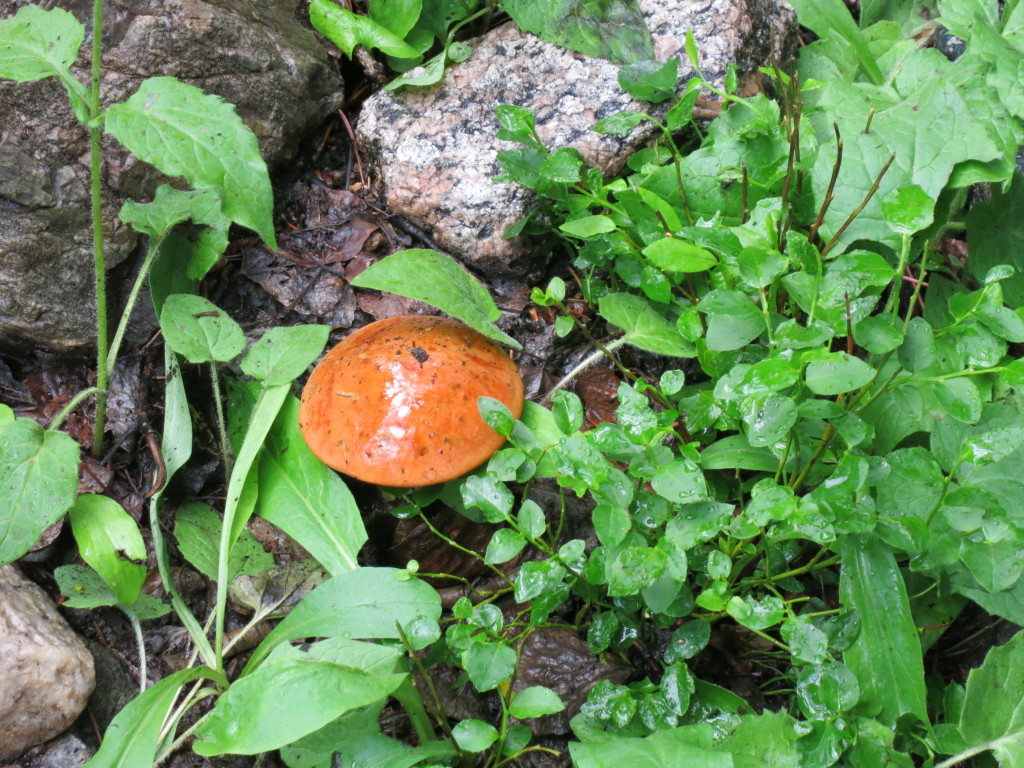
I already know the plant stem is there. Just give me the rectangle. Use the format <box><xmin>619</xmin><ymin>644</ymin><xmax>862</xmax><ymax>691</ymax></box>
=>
<box><xmin>106</xmin><ymin>236</ymin><xmax>167</xmax><ymax>376</ymax></box>
<box><xmin>49</xmin><ymin>387</ymin><xmax>104</xmax><ymax>431</ymax></box>
<box><xmin>209</xmin><ymin>362</ymin><xmax>232</xmax><ymax>482</ymax></box>
<box><xmin>542</xmin><ymin>338</ymin><xmax>628</xmax><ymax>405</ymax></box>
<box><xmin>90</xmin><ymin>0</ymin><xmax>108</xmax><ymax>457</ymax></box>
<box><xmin>128</xmin><ymin>610</ymin><xmax>147</xmax><ymax>693</ymax></box>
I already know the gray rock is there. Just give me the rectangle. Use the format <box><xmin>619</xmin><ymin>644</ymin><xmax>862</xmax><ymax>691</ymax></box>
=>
<box><xmin>356</xmin><ymin>0</ymin><xmax>796</xmax><ymax>277</ymax></box>
<box><xmin>0</xmin><ymin>733</ymin><xmax>93</xmax><ymax>768</ymax></box>
<box><xmin>0</xmin><ymin>0</ymin><xmax>345</xmax><ymax>353</ymax></box>
<box><xmin>0</xmin><ymin>565</ymin><xmax>95</xmax><ymax>762</ymax></box>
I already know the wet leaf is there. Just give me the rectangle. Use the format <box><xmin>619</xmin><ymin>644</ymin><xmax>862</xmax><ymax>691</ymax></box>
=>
<box><xmin>69</xmin><ymin>494</ymin><xmax>146</xmax><ymax>606</ymax></box>
<box><xmin>240</xmin><ymin>325</ymin><xmax>330</xmax><ymax>385</ymax></box>
<box><xmin>600</xmin><ymin>292</ymin><xmax>695</xmax><ymax>357</ymax></box>
<box><xmin>452</xmin><ymin>719</ymin><xmax>499</xmax><ymax>752</ymax></box>
<box><xmin>159</xmin><ymin>294</ymin><xmax>246</xmax><ymax>364</ymax></box>
<box><xmin>956</xmin><ymin>629</ymin><xmax>1024</xmax><ymax>766</ymax></box>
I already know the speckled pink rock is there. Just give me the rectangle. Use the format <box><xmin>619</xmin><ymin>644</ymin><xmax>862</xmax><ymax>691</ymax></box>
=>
<box><xmin>0</xmin><ymin>565</ymin><xmax>95</xmax><ymax>761</ymax></box>
<box><xmin>356</xmin><ymin>0</ymin><xmax>796</xmax><ymax>276</ymax></box>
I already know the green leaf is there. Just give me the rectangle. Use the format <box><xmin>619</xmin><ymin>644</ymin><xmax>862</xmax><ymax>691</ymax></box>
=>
<box><xmin>881</xmin><ymin>183</ymin><xmax>935</xmax><ymax>235</ymax></box>
<box><xmin>651</xmin><ymin>459</ymin><xmax>709</xmax><ymax>504</ymax></box>
<box><xmin>0</xmin><ymin>6</ymin><xmax>88</xmax><ymax>119</ymax></box>
<box><xmin>840</xmin><ymin>535</ymin><xmax>928</xmax><ymax>726</ymax></box>
<box><xmin>245</xmin><ymin>567</ymin><xmax>441</xmax><ymax>671</ymax></box>
<box><xmin>501</xmin><ymin>0</ymin><xmax>655</xmax><ymax>65</ymax></box>
<box><xmin>787</xmin><ymin>0</ymin><xmax>884</xmax><ymax>84</ymax></box>
<box><xmin>159</xmin><ymin>294</ymin><xmax>245</xmax><ymax>364</ymax></box>
<box><xmin>85</xmin><ymin>667</ymin><xmax>215</xmax><ymax>768</ymax></box>
<box><xmin>174</xmin><ymin>502</ymin><xmax>272</xmax><ymax>582</ymax></box>
<box><xmin>561</xmin><ymin>215</ymin><xmax>617</xmax><ymax>238</ymax></box>
<box><xmin>368</xmin><ymin>0</ymin><xmax>423</xmax><ymax>39</ymax></box>
<box><xmin>462</xmin><ymin>640</ymin><xmax>516</xmax><ymax>691</ymax></box>
<box><xmin>966</xmin><ymin>172</ymin><xmax>1024</xmax><ymax>306</ymax></box>
<box><xmin>642</xmin><ymin>237</ymin><xmax>717</xmax><ymax>273</ymax></box>
<box><xmin>382</xmin><ymin>48</ymin><xmax>446</xmax><ymax>91</ymax></box>
<box><xmin>69</xmin><ymin>494</ymin><xmax>146</xmax><ymax>606</ymax></box>
<box><xmin>54</xmin><ymin>564</ymin><xmax>118</xmax><ymax>609</ymax></box>
<box><xmin>350</xmin><ymin>249</ymin><xmax>520</xmax><ymax>349</ymax></box>
<box><xmin>803</xmin><ymin>352</ymin><xmax>876</xmax><ymax>395</ymax></box>
<box><xmin>509</xmin><ymin>686</ymin><xmax>566</xmax><ymax>718</ymax></box>
<box><xmin>240</xmin><ymin>325</ymin><xmax>329</xmax><ymax>385</ymax></box>
<box><xmin>255</xmin><ymin>396</ymin><xmax>367</xmax><ymax>575</ymax></box>
<box><xmin>853</xmin><ymin>314</ymin><xmax>904</xmax><ymax>354</ymax></box>
<box><xmin>618</xmin><ymin>58</ymin><xmax>679</xmax><ymax>103</ymax></box>
<box><xmin>0</xmin><ymin>418</ymin><xmax>80</xmax><ymax>565</ymax></box>
<box><xmin>956</xmin><ymin>629</ymin><xmax>1024</xmax><ymax>766</ymax></box>
<box><xmin>104</xmin><ymin>77</ymin><xmax>275</xmax><ymax>247</ymax></box>
<box><xmin>452</xmin><ymin>719</ymin><xmax>500</xmax><ymax>753</ymax></box>
<box><xmin>570</xmin><ymin>724</ymin><xmax>731</xmax><ymax>768</ymax></box>
<box><xmin>699</xmin><ymin>289</ymin><xmax>765</xmax><ymax>351</ymax></box>
<box><xmin>484</xmin><ymin>528</ymin><xmax>527</xmax><ymax>564</ymax></box>
<box><xmin>0</xmin><ymin>405</ymin><xmax>12</xmax><ymax>428</ymax></box>
<box><xmin>309</xmin><ymin>0</ymin><xmax>420</xmax><ymax>58</ymax></box>
<box><xmin>599</xmin><ymin>293</ymin><xmax>695</xmax><ymax>357</ymax></box>
<box><xmin>194</xmin><ymin>658</ymin><xmax>406</xmax><ymax>755</ymax></box>
<box><xmin>699</xmin><ymin>434</ymin><xmax>779</xmax><ymax>472</ymax></box>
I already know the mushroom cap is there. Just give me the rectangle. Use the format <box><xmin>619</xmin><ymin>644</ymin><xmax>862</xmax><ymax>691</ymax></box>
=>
<box><xmin>299</xmin><ymin>315</ymin><xmax>524</xmax><ymax>487</ymax></box>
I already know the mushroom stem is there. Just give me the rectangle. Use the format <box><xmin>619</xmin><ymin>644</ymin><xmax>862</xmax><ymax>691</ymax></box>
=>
<box><xmin>541</xmin><ymin>337</ymin><xmax>629</xmax><ymax>406</ymax></box>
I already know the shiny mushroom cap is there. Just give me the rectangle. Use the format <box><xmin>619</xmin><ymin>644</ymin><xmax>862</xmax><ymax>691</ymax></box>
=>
<box><xmin>298</xmin><ymin>315</ymin><xmax>524</xmax><ymax>487</ymax></box>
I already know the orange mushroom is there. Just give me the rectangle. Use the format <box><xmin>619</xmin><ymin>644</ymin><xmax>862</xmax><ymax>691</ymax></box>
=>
<box><xmin>298</xmin><ymin>315</ymin><xmax>524</xmax><ymax>487</ymax></box>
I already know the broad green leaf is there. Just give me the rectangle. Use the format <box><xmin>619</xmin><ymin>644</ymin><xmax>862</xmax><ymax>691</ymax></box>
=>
<box><xmin>119</xmin><ymin>185</ymin><xmax>230</xmax><ymax>281</ymax></box>
<box><xmin>452</xmin><ymin>719</ymin><xmax>500</xmax><ymax>753</ymax></box>
<box><xmin>599</xmin><ymin>292</ymin><xmax>695</xmax><ymax>357</ymax></box>
<box><xmin>502</xmin><ymin>0</ymin><xmax>655</xmax><ymax>65</ymax></box>
<box><xmin>618</xmin><ymin>58</ymin><xmax>679</xmax><ymax>103</ymax></box>
<box><xmin>720</xmin><ymin>711</ymin><xmax>801</xmax><ymax>767</ymax></box>
<box><xmin>0</xmin><ymin>418</ymin><xmax>80</xmax><ymax>565</ymax></box>
<box><xmin>0</xmin><ymin>6</ymin><xmax>89</xmax><ymax>119</ymax></box>
<box><xmin>383</xmin><ymin>48</ymin><xmax>446</xmax><ymax>91</ymax></box>
<box><xmin>840</xmin><ymin>535</ymin><xmax>928</xmax><ymax>726</ymax></box>
<box><xmin>956</xmin><ymin>629</ymin><xmax>1024</xmax><ymax>766</ymax></box>
<box><xmin>174</xmin><ymin>502</ymin><xmax>273</xmax><ymax>582</ymax></box>
<box><xmin>255</xmin><ymin>395</ymin><xmax>367</xmax><ymax>575</ymax></box>
<box><xmin>882</xmin><ymin>184</ymin><xmax>934</xmax><ymax>235</ymax></box>
<box><xmin>309</xmin><ymin>0</ymin><xmax>419</xmax><ymax>58</ymax></box>
<box><xmin>966</xmin><ymin>173</ymin><xmax>1024</xmax><ymax>306</ymax></box>
<box><xmin>509</xmin><ymin>686</ymin><xmax>566</xmax><ymax>719</ymax></box>
<box><xmin>853</xmin><ymin>314</ymin><xmax>904</xmax><ymax>354</ymax></box>
<box><xmin>351</xmin><ymin>249</ymin><xmax>519</xmax><ymax>348</ymax></box>
<box><xmin>85</xmin><ymin>667</ymin><xmax>215</xmax><ymax>768</ymax></box>
<box><xmin>642</xmin><ymin>237</ymin><xmax>717</xmax><ymax>273</ymax></box>
<box><xmin>651</xmin><ymin>459</ymin><xmax>708</xmax><ymax>504</ymax></box>
<box><xmin>240</xmin><ymin>325</ymin><xmax>329</xmax><ymax>385</ymax></box>
<box><xmin>561</xmin><ymin>215</ymin><xmax>617</xmax><ymax>238</ymax></box>
<box><xmin>699</xmin><ymin>434</ymin><xmax>779</xmax><ymax>472</ymax></box>
<box><xmin>786</xmin><ymin>0</ymin><xmax>884</xmax><ymax>83</ymax></box>
<box><xmin>462</xmin><ymin>641</ymin><xmax>516</xmax><ymax>691</ymax></box>
<box><xmin>699</xmin><ymin>289</ymin><xmax>765</xmax><ymax>351</ymax></box>
<box><xmin>69</xmin><ymin>494</ymin><xmax>146</xmax><ymax>606</ymax></box>
<box><xmin>0</xmin><ymin>405</ymin><xmax>11</xmax><ymax>428</ymax></box>
<box><xmin>159</xmin><ymin>294</ymin><xmax>245</xmax><ymax>364</ymax></box>
<box><xmin>54</xmin><ymin>564</ymin><xmax>118</xmax><ymax>610</ymax></box>
<box><xmin>194</xmin><ymin>658</ymin><xmax>406</xmax><ymax>755</ymax></box>
<box><xmin>570</xmin><ymin>724</ymin><xmax>731</xmax><ymax>768</ymax></box>
<box><xmin>484</xmin><ymin>528</ymin><xmax>527</xmax><ymax>564</ymax></box>
<box><xmin>368</xmin><ymin>0</ymin><xmax>423</xmax><ymax>39</ymax></box>
<box><xmin>804</xmin><ymin>352</ymin><xmax>876</xmax><ymax>396</ymax></box>
<box><xmin>105</xmin><ymin>77</ymin><xmax>276</xmax><ymax>247</ymax></box>
<box><xmin>245</xmin><ymin>567</ymin><xmax>441</xmax><ymax>671</ymax></box>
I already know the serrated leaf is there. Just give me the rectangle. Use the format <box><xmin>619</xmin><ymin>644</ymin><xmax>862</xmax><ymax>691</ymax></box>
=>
<box><xmin>104</xmin><ymin>77</ymin><xmax>275</xmax><ymax>247</ymax></box>
<box><xmin>0</xmin><ymin>418</ymin><xmax>80</xmax><ymax>565</ymax></box>
<box><xmin>351</xmin><ymin>249</ymin><xmax>519</xmax><ymax>349</ymax></box>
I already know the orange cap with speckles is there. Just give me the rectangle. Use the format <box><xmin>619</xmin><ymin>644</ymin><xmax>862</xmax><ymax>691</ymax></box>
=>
<box><xmin>299</xmin><ymin>315</ymin><xmax>524</xmax><ymax>487</ymax></box>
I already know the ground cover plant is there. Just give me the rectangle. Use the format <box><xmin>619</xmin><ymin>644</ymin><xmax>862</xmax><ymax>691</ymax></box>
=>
<box><xmin>2</xmin><ymin>0</ymin><xmax>1024</xmax><ymax>766</ymax></box>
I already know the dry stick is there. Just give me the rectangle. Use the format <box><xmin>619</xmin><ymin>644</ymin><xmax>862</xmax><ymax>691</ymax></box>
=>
<box><xmin>776</xmin><ymin>101</ymin><xmax>801</xmax><ymax>252</ymax></box>
<box><xmin>337</xmin><ymin>109</ymin><xmax>366</xmax><ymax>188</ymax></box>
<box><xmin>819</xmin><ymin>153</ymin><xmax>895</xmax><ymax>260</ymax></box>
<box><xmin>808</xmin><ymin>124</ymin><xmax>843</xmax><ymax>247</ymax></box>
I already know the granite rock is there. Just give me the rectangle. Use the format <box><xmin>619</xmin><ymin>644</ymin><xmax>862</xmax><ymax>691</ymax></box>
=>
<box><xmin>356</xmin><ymin>0</ymin><xmax>796</xmax><ymax>277</ymax></box>
<box><xmin>0</xmin><ymin>565</ymin><xmax>95</xmax><ymax>762</ymax></box>
<box><xmin>0</xmin><ymin>0</ymin><xmax>344</xmax><ymax>353</ymax></box>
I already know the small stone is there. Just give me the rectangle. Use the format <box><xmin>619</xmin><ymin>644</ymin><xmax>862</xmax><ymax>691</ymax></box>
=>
<box><xmin>0</xmin><ymin>566</ymin><xmax>95</xmax><ymax>762</ymax></box>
